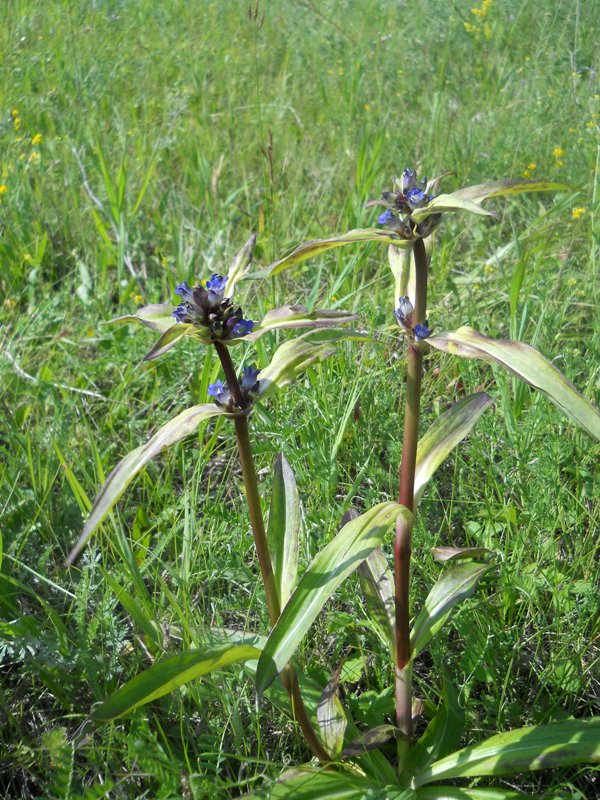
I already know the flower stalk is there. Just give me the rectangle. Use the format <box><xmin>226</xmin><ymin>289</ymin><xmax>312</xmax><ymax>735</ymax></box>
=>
<box><xmin>213</xmin><ymin>340</ymin><xmax>331</xmax><ymax>763</ymax></box>
<box><xmin>394</xmin><ymin>236</ymin><xmax>428</xmax><ymax>742</ymax></box>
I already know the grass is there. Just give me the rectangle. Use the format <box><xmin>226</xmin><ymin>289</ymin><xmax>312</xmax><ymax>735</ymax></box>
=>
<box><xmin>1</xmin><ymin>0</ymin><xmax>599</xmax><ymax>797</ymax></box>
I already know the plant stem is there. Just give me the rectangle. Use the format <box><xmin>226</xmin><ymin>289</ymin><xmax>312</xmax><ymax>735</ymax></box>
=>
<box><xmin>213</xmin><ymin>341</ymin><xmax>331</xmax><ymax>763</ymax></box>
<box><xmin>394</xmin><ymin>236</ymin><xmax>428</xmax><ymax>741</ymax></box>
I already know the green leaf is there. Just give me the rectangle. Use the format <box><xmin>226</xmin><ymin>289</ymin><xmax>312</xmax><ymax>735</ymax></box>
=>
<box><xmin>449</xmin><ymin>178</ymin><xmax>571</xmax><ymax>205</ymax></box>
<box><xmin>412</xmin><ymin>178</ymin><xmax>570</xmax><ymax>223</ymax></box>
<box><xmin>143</xmin><ymin>323</ymin><xmax>196</xmax><ymax>361</ymax></box>
<box><xmin>431</xmin><ymin>547</ymin><xmax>493</xmax><ymax>563</ymax></box>
<box><xmin>342</xmin><ymin>724</ymin><xmax>400</xmax><ymax>758</ymax></box>
<box><xmin>268</xmin><ymin>229</ymin><xmax>413</xmax><ymax>275</ymax></box>
<box><xmin>257</xmin><ymin>328</ymin><xmax>370</xmax><ymax>400</ymax></box>
<box><xmin>414</xmin><ymin>393</ymin><xmax>494</xmax><ymax>505</ymax></box>
<box><xmin>414</xmin><ymin>718</ymin><xmax>600</xmax><ymax>784</ymax></box>
<box><xmin>267</xmin><ymin>454</ymin><xmax>300</xmax><ymax>608</ymax></box>
<box><xmin>417</xmin><ymin>788</ymin><xmax>527</xmax><ymax>799</ymax></box>
<box><xmin>410</xmin><ymin>563</ymin><xmax>491</xmax><ymax>658</ymax></box>
<box><xmin>248</xmin><ymin>768</ymin><xmax>416</xmax><ymax>799</ymax></box>
<box><xmin>105</xmin><ymin>303</ymin><xmax>176</xmax><ymax>333</ymax></box>
<box><xmin>224</xmin><ymin>232</ymin><xmax>256</xmax><ymax>298</ymax></box>
<box><xmin>428</xmin><ymin>326</ymin><xmax>600</xmax><ymax>440</ymax></box>
<box><xmin>388</xmin><ymin>245</ymin><xmax>414</xmax><ymax>309</ymax></box>
<box><xmin>406</xmin><ymin>670</ymin><xmax>464</xmax><ymax>775</ymax></box>
<box><xmin>411</xmin><ymin>194</ymin><xmax>493</xmax><ymax>223</ymax></box>
<box><xmin>92</xmin><ymin>644</ymin><xmax>261</xmax><ymax>722</ymax></box>
<box><xmin>66</xmin><ymin>404</ymin><xmax>225</xmax><ymax>565</ymax></box>
<box><xmin>250</xmin><ymin>305</ymin><xmax>358</xmax><ymax>340</ymax></box>
<box><xmin>256</xmin><ymin>502</ymin><xmax>409</xmax><ymax>697</ymax></box>
<box><xmin>358</xmin><ymin>548</ymin><xmax>395</xmax><ymax>657</ymax></box>
<box><xmin>317</xmin><ymin>666</ymin><xmax>347</xmax><ymax>758</ymax></box>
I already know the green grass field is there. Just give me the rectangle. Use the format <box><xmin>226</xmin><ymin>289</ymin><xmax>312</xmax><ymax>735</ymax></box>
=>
<box><xmin>1</xmin><ymin>0</ymin><xmax>599</xmax><ymax>797</ymax></box>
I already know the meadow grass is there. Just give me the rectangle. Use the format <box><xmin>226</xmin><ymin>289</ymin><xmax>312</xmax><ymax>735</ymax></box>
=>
<box><xmin>1</xmin><ymin>0</ymin><xmax>599</xmax><ymax>797</ymax></box>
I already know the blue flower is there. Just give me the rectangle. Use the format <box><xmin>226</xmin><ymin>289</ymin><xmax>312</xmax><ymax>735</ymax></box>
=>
<box><xmin>206</xmin><ymin>274</ymin><xmax>228</xmax><ymax>293</ymax></box>
<box><xmin>231</xmin><ymin>319</ymin><xmax>254</xmax><ymax>337</ymax></box>
<box><xmin>175</xmin><ymin>282</ymin><xmax>194</xmax><ymax>302</ymax></box>
<box><xmin>394</xmin><ymin>296</ymin><xmax>414</xmax><ymax>328</ymax></box>
<box><xmin>208</xmin><ymin>379</ymin><xmax>231</xmax><ymax>407</ymax></box>
<box><xmin>413</xmin><ymin>323</ymin><xmax>431</xmax><ymax>341</ymax></box>
<box><xmin>378</xmin><ymin>209</ymin><xmax>395</xmax><ymax>226</ymax></box>
<box><xmin>406</xmin><ymin>188</ymin><xmax>429</xmax><ymax>209</ymax></box>
<box><xmin>240</xmin><ymin>365</ymin><xmax>260</xmax><ymax>392</ymax></box>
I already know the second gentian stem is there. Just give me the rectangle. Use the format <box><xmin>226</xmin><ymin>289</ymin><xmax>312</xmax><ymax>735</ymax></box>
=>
<box><xmin>394</xmin><ymin>236</ymin><xmax>428</xmax><ymax>742</ymax></box>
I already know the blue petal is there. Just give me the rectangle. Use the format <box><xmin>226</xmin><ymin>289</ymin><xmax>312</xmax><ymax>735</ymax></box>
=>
<box><xmin>378</xmin><ymin>210</ymin><xmax>394</xmax><ymax>225</ymax></box>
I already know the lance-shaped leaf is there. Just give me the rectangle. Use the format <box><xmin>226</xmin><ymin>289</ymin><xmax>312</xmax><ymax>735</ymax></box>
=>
<box><xmin>256</xmin><ymin>502</ymin><xmax>409</xmax><ymax>698</ymax></box>
<box><xmin>92</xmin><ymin>644</ymin><xmax>261</xmax><ymax>722</ymax></box>
<box><xmin>358</xmin><ymin>548</ymin><xmax>395</xmax><ymax>657</ymax></box>
<box><xmin>450</xmin><ymin>178</ymin><xmax>570</xmax><ymax>205</ymax></box>
<box><xmin>414</xmin><ymin>718</ymin><xmax>600</xmax><ymax>785</ymax></box>
<box><xmin>66</xmin><ymin>404</ymin><xmax>225</xmax><ymax>565</ymax></box>
<box><xmin>267</xmin><ymin>454</ymin><xmax>300</xmax><ymax>608</ymax></box>
<box><xmin>268</xmin><ymin>229</ymin><xmax>413</xmax><ymax>275</ymax></box>
<box><xmin>249</xmin><ymin>305</ymin><xmax>358</xmax><ymax>340</ymax></box>
<box><xmin>247</xmin><ymin>767</ymin><xmax>416</xmax><ymax>800</ymax></box>
<box><xmin>411</xmin><ymin>194</ymin><xmax>493</xmax><ymax>223</ymax></box>
<box><xmin>105</xmin><ymin>303</ymin><xmax>176</xmax><ymax>333</ymax></box>
<box><xmin>410</xmin><ymin>562</ymin><xmax>491</xmax><ymax>658</ymax></box>
<box><xmin>428</xmin><ymin>326</ymin><xmax>600</xmax><ymax>440</ymax></box>
<box><xmin>431</xmin><ymin>547</ymin><xmax>493</xmax><ymax>563</ymax></box>
<box><xmin>257</xmin><ymin>328</ymin><xmax>370</xmax><ymax>400</ymax></box>
<box><xmin>143</xmin><ymin>323</ymin><xmax>197</xmax><ymax>361</ymax></box>
<box><xmin>416</xmin><ymin>788</ymin><xmax>528</xmax><ymax>799</ymax></box>
<box><xmin>224</xmin><ymin>232</ymin><xmax>256</xmax><ymax>298</ymax></box>
<box><xmin>342</xmin><ymin>724</ymin><xmax>400</xmax><ymax>758</ymax></box>
<box><xmin>412</xmin><ymin>179</ymin><xmax>570</xmax><ymax>223</ymax></box>
<box><xmin>414</xmin><ymin>393</ymin><xmax>494</xmax><ymax>505</ymax></box>
<box><xmin>406</xmin><ymin>670</ymin><xmax>464</xmax><ymax>775</ymax></box>
<box><xmin>316</xmin><ymin>666</ymin><xmax>347</xmax><ymax>758</ymax></box>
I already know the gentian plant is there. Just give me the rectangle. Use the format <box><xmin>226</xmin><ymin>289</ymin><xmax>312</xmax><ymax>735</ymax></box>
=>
<box><xmin>68</xmin><ymin>174</ymin><xmax>600</xmax><ymax>798</ymax></box>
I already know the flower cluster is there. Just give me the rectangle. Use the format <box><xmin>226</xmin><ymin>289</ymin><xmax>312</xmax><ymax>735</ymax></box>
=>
<box><xmin>208</xmin><ymin>365</ymin><xmax>261</xmax><ymax>411</ymax></box>
<box><xmin>371</xmin><ymin>169</ymin><xmax>441</xmax><ymax>240</ymax></box>
<box><xmin>173</xmin><ymin>275</ymin><xmax>254</xmax><ymax>340</ymax></box>
<box><xmin>394</xmin><ymin>296</ymin><xmax>431</xmax><ymax>341</ymax></box>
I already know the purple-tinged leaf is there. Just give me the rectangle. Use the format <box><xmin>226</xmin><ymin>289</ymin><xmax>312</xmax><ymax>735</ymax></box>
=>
<box><xmin>428</xmin><ymin>326</ymin><xmax>600</xmax><ymax>440</ymax></box>
<box><xmin>431</xmin><ymin>547</ymin><xmax>493</xmax><ymax>563</ymax></box>
<box><xmin>66</xmin><ymin>404</ymin><xmax>225</xmax><ymax>565</ymax></box>
<box><xmin>415</xmin><ymin>393</ymin><xmax>494</xmax><ymax>505</ymax></box>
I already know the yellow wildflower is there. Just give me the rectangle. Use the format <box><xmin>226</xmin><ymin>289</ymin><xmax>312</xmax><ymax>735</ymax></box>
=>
<box><xmin>31</xmin><ymin>133</ymin><xmax>43</xmax><ymax>145</ymax></box>
<box><xmin>522</xmin><ymin>170</ymin><xmax>531</xmax><ymax>178</ymax></box>
<box><xmin>483</xmin><ymin>22</ymin><xmax>492</xmax><ymax>38</ymax></box>
<box><xmin>527</xmin><ymin>162</ymin><xmax>537</xmax><ymax>171</ymax></box>
<box><xmin>364</xmin><ymin>103</ymin><xmax>371</xmax><ymax>112</ymax></box>
<box><xmin>13</xmin><ymin>117</ymin><xmax>21</xmax><ymax>130</ymax></box>
<box><xmin>553</xmin><ymin>146</ymin><xmax>565</xmax><ymax>158</ymax></box>
<box><xmin>0</xmin><ymin>184</ymin><xmax>7</xmax><ymax>194</ymax></box>
<box><xmin>11</xmin><ymin>108</ymin><xmax>18</xmax><ymax>117</ymax></box>
<box><xmin>571</xmin><ymin>207</ymin><xmax>586</xmax><ymax>220</ymax></box>
<box><xmin>28</xmin><ymin>151</ymin><xmax>40</xmax><ymax>164</ymax></box>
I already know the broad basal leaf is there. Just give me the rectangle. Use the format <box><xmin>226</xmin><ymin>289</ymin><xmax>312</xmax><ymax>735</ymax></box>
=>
<box><xmin>428</xmin><ymin>326</ymin><xmax>600</xmax><ymax>440</ymax></box>
<box><xmin>267</xmin><ymin>454</ymin><xmax>300</xmax><ymax>608</ymax></box>
<box><xmin>414</xmin><ymin>393</ymin><xmax>494</xmax><ymax>505</ymax></box>
<box><xmin>92</xmin><ymin>644</ymin><xmax>260</xmax><ymax>722</ymax></box>
<box><xmin>66</xmin><ymin>404</ymin><xmax>225</xmax><ymax>565</ymax></box>
<box><xmin>255</xmin><ymin>502</ymin><xmax>409</xmax><ymax>697</ymax></box>
<box><xmin>268</xmin><ymin>229</ymin><xmax>413</xmax><ymax>275</ymax></box>
<box><xmin>416</xmin><ymin>788</ymin><xmax>527</xmax><ymax>799</ymax></box>
<box><xmin>247</xmin><ymin>767</ymin><xmax>416</xmax><ymax>799</ymax></box>
<box><xmin>414</xmin><ymin>718</ymin><xmax>600</xmax><ymax>785</ymax></box>
<box><xmin>411</xmin><ymin>562</ymin><xmax>491</xmax><ymax>658</ymax></box>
